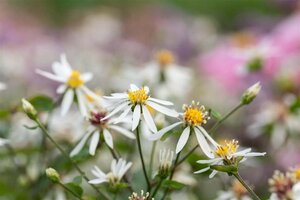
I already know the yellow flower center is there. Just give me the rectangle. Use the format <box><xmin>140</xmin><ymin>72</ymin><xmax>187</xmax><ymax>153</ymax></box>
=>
<box><xmin>214</xmin><ymin>140</ymin><xmax>239</xmax><ymax>158</ymax></box>
<box><xmin>67</xmin><ymin>70</ymin><xmax>84</xmax><ymax>88</ymax></box>
<box><xmin>231</xmin><ymin>31</ymin><xmax>255</xmax><ymax>48</ymax></box>
<box><xmin>293</xmin><ymin>168</ymin><xmax>300</xmax><ymax>181</ymax></box>
<box><xmin>156</xmin><ymin>50</ymin><xmax>174</xmax><ymax>67</ymax></box>
<box><xmin>127</xmin><ymin>87</ymin><xmax>149</xmax><ymax>104</ymax></box>
<box><xmin>183</xmin><ymin>101</ymin><xmax>208</xmax><ymax>126</ymax></box>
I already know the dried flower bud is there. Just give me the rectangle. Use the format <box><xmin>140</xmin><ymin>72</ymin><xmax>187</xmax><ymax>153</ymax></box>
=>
<box><xmin>21</xmin><ymin>98</ymin><xmax>37</xmax><ymax>120</ymax></box>
<box><xmin>241</xmin><ymin>82</ymin><xmax>261</xmax><ymax>105</ymax></box>
<box><xmin>158</xmin><ymin>149</ymin><xmax>173</xmax><ymax>178</ymax></box>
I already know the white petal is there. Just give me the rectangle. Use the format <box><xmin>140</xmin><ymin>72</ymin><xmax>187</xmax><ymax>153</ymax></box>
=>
<box><xmin>130</xmin><ymin>84</ymin><xmax>139</xmax><ymax>90</ymax></box>
<box><xmin>142</xmin><ymin>105</ymin><xmax>157</xmax><ymax>132</ymax></box>
<box><xmin>102</xmin><ymin>102</ymin><xmax>129</xmax><ymax>121</ymax></box>
<box><xmin>0</xmin><ymin>138</ymin><xmax>9</xmax><ymax>146</ymax></box>
<box><xmin>232</xmin><ymin>148</ymin><xmax>252</xmax><ymax>156</ymax></box>
<box><xmin>56</xmin><ymin>84</ymin><xmax>67</xmax><ymax>94</ymax></box>
<box><xmin>197</xmin><ymin>158</ymin><xmax>222</xmax><ymax>164</ymax></box>
<box><xmin>146</xmin><ymin>101</ymin><xmax>178</xmax><ymax>117</ymax></box>
<box><xmin>176</xmin><ymin>126</ymin><xmax>191</xmax><ymax>154</ymax></box>
<box><xmin>209</xmin><ymin>170</ymin><xmax>218</xmax><ymax>178</ymax></box>
<box><xmin>81</xmin><ymin>73</ymin><xmax>93</xmax><ymax>82</ymax></box>
<box><xmin>88</xmin><ymin>178</ymin><xmax>107</xmax><ymax>185</ymax></box>
<box><xmin>36</xmin><ymin>69</ymin><xmax>66</xmax><ymax>82</ymax></box>
<box><xmin>76</xmin><ymin>89</ymin><xmax>88</xmax><ymax>117</ymax></box>
<box><xmin>148</xmin><ymin>121</ymin><xmax>183</xmax><ymax>141</ymax></box>
<box><xmin>109</xmin><ymin>125</ymin><xmax>136</xmax><ymax>139</ymax></box>
<box><xmin>112</xmin><ymin>106</ymin><xmax>131</xmax><ymax>124</ymax></box>
<box><xmin>194</xmin><ymin>128</ymin><xmax>214</xmax><ymax>158</ymax></box>
<box><xmin>92</xmin><ymin>166</ymin><xmax>106</xmax><ymax>178</ymax></box>
<box><xmin>118</xmin><ymin>162</ymin><xmax>132</xmax><ymax>179</ymax></box>
<box><xmin>197</xmin><ymin>126</ymin><xmax>218</xmax><ymax>147</ymax></box>
<box><xmin>61</xmin><ymin>89</ymin><xmax>74</xmax><ymax>116</ymax></box>
<box><xmin>60</xmin><ymin>54</ymin><xmax>72</xmax><ymax>72</ymax></box>
<box><xmin>194</xmin><ymin>167</ymin><xmax>210</xmax><ymax>174</ymax></box>
<box><xmin>52</xmin><ymin>61</ymin><xmax>69</xmax><ymax>77</ymax></box>
<box><xmin>111</xmin><ymin>93</ymin><xmax>127</xmax><ymax>98</ymax></box>
<box><xmin>89</xmin><ymin>131</ymin><xmax>100</xmax><ymax>156</ymax></box>
<box><xmin>148</xmin><ymin>97</ymin><xmax>174</xmax><ymax>106</ymax></box>
<box><xmin>103</xmin><ymin>129</ymin><xmax>114</xmax><ymax>149</ymax></box>
<box><xmin>70</xmin><ymin>131</ymin><xmax>93</xmax><ymax>157</ymax></box>
<box><xmin>132</xmin><ymin>105</ymin><xmax>141</xmax><ymax>131</ymax></box>
<box><xmin>245</xmin><ymin>152</ymin><xmax>266</xmax><ymax>157</ymax></box>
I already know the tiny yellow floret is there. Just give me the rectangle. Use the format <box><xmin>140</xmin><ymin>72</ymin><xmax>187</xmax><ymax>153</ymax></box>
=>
<box><xmin>183</xmin><ymin>101</ymin><xmax>209</xmax><ymax>126</ymax></box>
<box><xmin>214</xmin><ymin>140</ymin><xmax>239</xmax><ymax>159</ymax></box>
<box><xmin>127</xmin><ymin>87</ymin><xmax>149</xmax><ymax>104</ymax></box>
<box><xmin>156</xmin><ymin>50</ymin><xmax>174</xmax><ymax>66</ymax></box>
<box><xmin>67</xmin><ymin>70</ymin><xmax>84</xmax><ymax>88</ymax></box>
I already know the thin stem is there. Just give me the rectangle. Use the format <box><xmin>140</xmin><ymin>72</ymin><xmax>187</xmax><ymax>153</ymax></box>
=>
<box><xmin>34</xmin><ymin>119</ymin><xmax>110</xmax><ymax>200</ymax></box>
<box><xmin>151</xmin><ymin>178</ymin><xmax>163</xmax><ymax>198</ymax></box>
<box><xmin>58</xmin><ymin>182</ymin><xmax>83</xmax><ymax>200</ymax></box>
<box><xmin>148</xmin><ymin>141</ymin><xmax>157</xmax><ymax>177</ymax></box>
<box><xmin>233</xmin><ymin>172</ymin><xmax>261</xmax><ymax>200</ymax></box>
<box><xmin>160</xmin><ymin>152</ymin><xmax>180</xmax><ymax>200</ymax></box>
<box><xmin>136</xmin><ymin>124</ymin><xmax>151</xmax><ymax>191</ymax></box>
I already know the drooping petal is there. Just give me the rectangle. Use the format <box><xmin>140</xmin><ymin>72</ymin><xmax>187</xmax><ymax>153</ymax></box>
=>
<box><xmin>146</xmin><ymin>101</ymin><xmax>178</xmax><ymax>117</ymax></box>
<box><xmin>132</xmin><ymin>105</ymin><xmax>141</xmax><ymax>131</ymax></box>
<box><xmin>148</xmin><ymin>121</ymin><xmax>183</xmax><ymax>141</ymax></box>
<box><xmin>148</xmin><ymin>97</ymin><xmax>174</xmax><ymax>106</ymax></box>
<box><xmin>103</xmin><ymin>129</ymin><xmax>114</xmax><ymax>149</ymax></box>
<box><xmin>194</xmin><ymin>167</ymin><xmax>210</xmax><ymax>174</ymax></box>
<box><xmin>61</xmin><ymin>89</ymin><xmax>74</xmax><ymax>116</ymax></box>
<box><xmin>88</xmin><ymin>178</ymin><xmax>107</xmax><ymax>185</ymax></box>
<box><xmin>76</xmin><ymin>89</ymin><xmax>88</xmax><ymax>117</ymax></box>
<box><xmin>197</xmin><ymin>126</ymin><xmax>218</xmax><ymax>147</ymax></box>
<box><xmin>89</xmin><ymin>131</ymin><xmax>100</xmax><ymax>156</ymax></box>
<box><xmin>175</xmin><ymin>126</ymin><xmax>191</xmax><ymax>154</ymax></box>
<box><xmin>209</xmin><ymin>170</ymin><xmax>218</xmax><ymax>178</ymax></box>
<box><xmin>36</xmin><ymin>69</ymin><xmax>66</xmax><ymax>82</ymax></box>
<box><xmin>194</xmin><ymin>128</ymin><xmax>214</xmax><ymax>158</ymax></box>
<box><xmin>70</xmin><ymin>131</ymin><xmax>93</xmax><ymax>157</ymax></box>
<box><xmin>109</xmin><ymin>125</ymin><xmax>136</xmax><ymax>139</ymax></box>
<box><xmin>142</xmin><ymin>105</ymin><xmax>157</xmax><ymax>132</ymax></box>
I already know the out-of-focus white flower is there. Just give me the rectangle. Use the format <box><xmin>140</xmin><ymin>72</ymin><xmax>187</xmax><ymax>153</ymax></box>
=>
<box><xmin>195</xmin><ymin>139</ymin><xmax>266</xmax><ymax>178</ymax></box>
<box><xmin>0</xmin><ymin>138</ymin><xmax>9</xmax><ymax>146</ymax></box>
<box><xmin>70</xmin><ymin>110</ymin><xmax>135</xmax><ymax>156</ymax></box>
<box><xmin>248</xmin><ymin>94</ymin><xmax>300</xmax><ymax>148</ymax></box>
<box><xmin>149</xmin><ymin>101</ymin><xmax>213</xmax><ymax>154</ymax></box>
<box><xmin>0</xmin><ymin>82</ymin><xmax>6</xmax><ymax>90</ymax></box>
<box><xmin>215</xmin><ymin>180</ymin><xmax>252</xmax><ymax>200</ymax></box>
<box><xmin>103</xmin><ymin>84</ymin><xmax>178</xmax><ymax>132</ymax></box>
<box><xmin>141</xmin><ymin>50</ymin><xmax>193</xmax><ymax>100</ymax></box>
<box><xmin>128</xmin><ymin>190</ymin><xmax>153</xmax><ymax>200</ymax></box>
<box><xmin>269</xmin><ymin>170</ymin><xmax>295</xmax><ymax>200</ymax></box>
<box><xmin>89</xmin><ymin>158</ymin><xmax>132</xmax><ymax>186</ymax></box>
<box><xmin>36</xmin><ymin>54</ymin><xmax>101</xmax><ymax>116</ymax></box>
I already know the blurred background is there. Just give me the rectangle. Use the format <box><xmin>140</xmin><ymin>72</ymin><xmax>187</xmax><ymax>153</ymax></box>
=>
<box><xmin>1</xmin><ymin>0</ymin><xmax>300</xmax><ymax>199</ymax></box>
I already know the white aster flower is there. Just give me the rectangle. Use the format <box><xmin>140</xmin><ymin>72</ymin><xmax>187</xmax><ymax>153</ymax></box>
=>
<box><xmin>0</xmin><ymin>138</ymin><xmax>9</xmax><ymax>146</ymax></box>
<box><xmin>0</xmin><ymin>82</ymin><xmax>6</xmax><ymax>90</ymax></box>
<box><xmin>102</xmin><ymin>84</ymin><xmax>178</xmax><ymax>132</ymax></box>
<box><xmin>149</xmin><ymin>101</ymin><xmax>214</xmax><ymax>154</ymax></box>
<box><xmin>36</xmin><ymin>54</ymin><xmax>100</xmax><ymax>116</ymax></box>
<box><xmin>89</xmin><ymin>158</ymin><xmax>132</xmax><ymax>186</ymax></box>
<box><xmin>195</xmin><ymin>139</ymin><xmax>266</xmax><ymax>178</ymax></box>
<box><xmin>70</xmin><ymin>110</ymin><xmax>135</xmax><ymax>156</ymax></box>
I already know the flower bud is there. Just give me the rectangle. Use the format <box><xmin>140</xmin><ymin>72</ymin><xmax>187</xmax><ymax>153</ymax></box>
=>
<box><xmin>241</xmin><ymin>82</ymin><xmax>261</xmax><ymax>105</ymax></box>
<box><xmin>45</xmin><ymin>168</ymin><xmax>60</xmax><ymax>183</ymax></box>
<box><xmin>158</xmin><ymin>149</ymin><xmax>173</xmax><ymax>178</ymax></box>
<box><xmin>21</xmin><ymin>98</ymin><xmax>37</xmax><ymax>120</ymax></box>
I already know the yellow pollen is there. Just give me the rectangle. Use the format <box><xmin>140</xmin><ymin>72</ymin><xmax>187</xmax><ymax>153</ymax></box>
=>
<box><xmin>183</xmin><ymin>101</ymin><xmax>208</xmax><ymax>126</ymax></box>
<box><xmin>214</xmin><ymin>140</ymin><xmax>239</xmax><ymax>158</ymax></box>
<box><xmin>67</xmin><ymin>70</ymin><xmax>84</xmax><ymax>88</ymax></box>
<box><xmin>127</xmin><ymin>87</ymin><xmax>149</xmax><ymax>104</ymax></box>
<box><xmin>293</xmin><ymin>167</ymin><xmax>300</xmax><ymax>181</ymax></box>
<box><xmin>156</xmin><ymin>50</ymin><xmax>174</xmax><ymax>67</ymax></box>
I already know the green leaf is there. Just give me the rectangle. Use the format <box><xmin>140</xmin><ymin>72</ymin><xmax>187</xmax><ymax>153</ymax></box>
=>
<box><xmin>64</xmin><ymin>182</ymin><xmax>83</xmax><ymax>198</ymax></box>
<box><xmin>23</xmin><ymin>124</ymin><xmax>39</xmax><ymax>130</ymax></box>
<box><xmin>162</xmin><ymin>180</ymin><xmax>185</xmax><ymax>190</ymax></box>
<box><xmin>72</xmin><ymin>176</ymin><xmax>82</xmax><ymax>184</ymax></box>
<box><xmin>0</xmin><ymin>110</ymin><xmax>10</xmax><ymax>119</ymax></box>
<box><xmin>29</xmin><ymin>95</ymin><xmax>54</xmax><ymax>112</ymax></box>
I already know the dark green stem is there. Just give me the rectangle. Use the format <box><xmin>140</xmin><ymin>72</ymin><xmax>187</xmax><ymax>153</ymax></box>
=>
<box><xmin>148</xmin><ymin>141</ymin><xmax>157</xmax><ymax>178</ymax></box>
<box><xmin>233</xmin><ymin>172</ymin><xmax>261</xmax><ymax>200</ymax></box>
<box><xmin>136</xmin><ymin>124</ymin><xmax>151</xmax><ymax>191</ymax></box>
<box><xmin>151</xmin><ymin>178</ymin><xmax>163</xmax><ymax>198</ymax></box>
<box><xmin>58</xmin><ymin>182</ymin><xmax>83</xmax><ymax>200</ymax></box>
<box><xmin>34</xmin><ymin>119</ymin><xmax>110</xmax><ymax>200</ymax></box>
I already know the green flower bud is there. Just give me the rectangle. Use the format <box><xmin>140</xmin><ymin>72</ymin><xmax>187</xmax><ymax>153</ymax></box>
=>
<box><xmin>46</xmin><ymin>168</ymin><xmax>60</xmax><ymax>183</ymax></box>
<box><xmin>21</xmin><ymin>98</ymin><xmax>37</xmax><ymax>120</ymax></box>
<box><xmin>241</xmin><ymin>82</ymin><xmax>261</xmax><ymax>105</ymax></box>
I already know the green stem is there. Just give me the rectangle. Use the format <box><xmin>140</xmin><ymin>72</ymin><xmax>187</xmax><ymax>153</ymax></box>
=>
<box><xmin>233</xmin><ymin>172</ymin><xmax>261</xmax><ymax>200</ymax></box>
<box><xmin>151</xmin><ymin>178</ymin><xmax>163</xmax><ymax>198</ymax></box>
<box><xmin>136</xmin><ymin>124</ymin><xmax>151</xmax><ymax>191</ymax></box>
<box><xmin>58</xmin><ymin>182</ymin><xmax>83</xmax><ymax>200</ymax></box>
<box><xmin>34</xmin><ymin>119</ymin><xmax>110</xmax><ymax>200</ymax></box>
<box><xmin>160</xmin><ymin>152</ymin><xmax>180</xmax><ymax>200</ymax></box>
<box><xmin>148</xmin><ymin>141</ymin><xmax>157</xmax><ymax>178</ymax></box>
